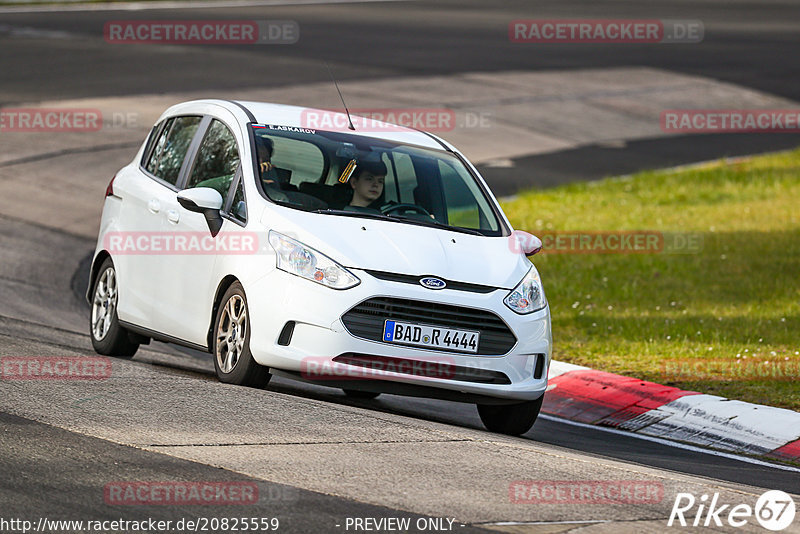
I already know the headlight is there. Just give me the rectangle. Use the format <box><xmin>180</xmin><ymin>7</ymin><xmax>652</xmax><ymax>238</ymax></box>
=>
<box><xmin>504</xmin><ymin>266</ymin><xmax>546</xmax><ymax>314</ymax></box>
<box><xmin>268</xmin><ymin>231</ymin><xmax>360</xmax><ymax>290</ymax></box>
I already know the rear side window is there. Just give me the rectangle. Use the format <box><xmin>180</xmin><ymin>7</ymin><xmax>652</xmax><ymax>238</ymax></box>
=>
<box><xmin>144</xmin><ymin>116</ymin><xmax>202</xmax><ymax>185</ymax></box>
<box><xmin>393</xmin><ymin>153</ymin><xmax>418</xmax><ymax>201</ymax></box>
<box><xmin>439</xmin><ymin>160</ymin><xmax>479</xmax><ymax>228</ymax></box>
<box><xmin>144</xmin><ymin>120</ymin><xmax>169</xmax><ymax>173</ymax></box>
<box><xmin>186</xmin><ymin>119</ymin><xmax>240</xmax><ymax>198</ymax></box>
<box><xmin>266</xmin><ymin>136</ymin><xmax>325</xmax><ymax>187</ymax></box>
<box><xmin>140</xmin><ymin>123</ymin><xmax>161</xmax><ymax>166</ymax></box>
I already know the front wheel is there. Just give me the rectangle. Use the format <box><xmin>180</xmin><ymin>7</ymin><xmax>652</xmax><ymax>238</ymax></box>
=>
<box><xmin>213</xmin><ymin>282</ymin><xmax>271</xmax><ymax>388</ymax></box>
<box><xmin>477</xmin><ymin>395</ymin><xmax>544</xmax><ymax>436</ymax></box>
<box><xmin>89</xmin><ymin>258</ymin><xmax>139</xmax><ymax>358</ymax></box>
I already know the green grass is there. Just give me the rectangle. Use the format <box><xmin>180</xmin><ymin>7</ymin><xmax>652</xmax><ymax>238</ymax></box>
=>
<box><xmin>501</xmin><ymin>149</ymin><xmax>800</xmax><ymax>410</ymax></box>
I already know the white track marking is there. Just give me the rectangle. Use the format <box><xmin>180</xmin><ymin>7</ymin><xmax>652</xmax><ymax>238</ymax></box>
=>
<box><xmin>630</xmin><ymin>394</ymin><xmax>800</xmax><ymax>455</ymax></box>
<box><xmin>548</xmin><ymin>360</ymin><xmax>589</xmax><ymax>379</ymax></box>
<box><xmin>539</xmin><ymin>414</ymin><xmax>800</xmax><ymax>473</ymax></box>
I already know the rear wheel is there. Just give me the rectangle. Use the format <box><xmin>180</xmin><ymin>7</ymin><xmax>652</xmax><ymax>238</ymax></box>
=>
<box><xmin>477</xmin><ymin>395</ymin><xmax>544</xmax><ymax>436</ymax></box>
<box><xmin>213</xmin><ymin>282</ymin><xmax>271</xmax><ymax>388</ymax></box>
<box><xmin>343</xmin><ymin>389</ymin><xmax>380</xmax><ymax>399</ymax></box>
<box><xmin>89</xmin><ymin>258</ymin><xmax>139</xmax><ymax>358</ymax></box>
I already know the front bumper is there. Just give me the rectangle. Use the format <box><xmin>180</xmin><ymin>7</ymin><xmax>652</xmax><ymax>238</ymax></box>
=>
<box><xmin>246</xmin><ymin>268</ymin><xmax>552</xmax><ymax>401</ymax></box>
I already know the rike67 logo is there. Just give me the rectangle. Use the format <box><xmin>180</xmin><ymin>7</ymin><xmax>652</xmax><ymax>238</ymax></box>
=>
<box><xmin>668</xmin><ymin>490</ymin><xmax>796</xmax><ymax>531</ymax></box>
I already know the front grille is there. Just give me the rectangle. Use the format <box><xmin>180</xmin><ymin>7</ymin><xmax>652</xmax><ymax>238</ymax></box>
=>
<box><xmin>365</xmin><ymin>270</ymin><xmax>497</xmax><ymax>294</ymax></box>
<box><xmin>341</xmin><ymin>297</ymin><xmax>517</xmax><ymax>355</ymax></box>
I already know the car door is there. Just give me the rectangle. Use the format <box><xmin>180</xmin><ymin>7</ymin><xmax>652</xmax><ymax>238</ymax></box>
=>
<box><xmin>114</xmin><ymin>115</ymin><xmax>203</xmax><ymax>330</ymax></box>
<box><xmin>150</xmin><ymin>117</ymin><xmax>246</xmax><ymax>346</ymax></box>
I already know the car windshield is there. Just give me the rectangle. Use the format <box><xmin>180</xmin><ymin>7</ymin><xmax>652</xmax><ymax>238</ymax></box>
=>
<box><xmin>250</xmin><ymin>124</ymin><xmax>507</xmax><ymax>236</ymax></box>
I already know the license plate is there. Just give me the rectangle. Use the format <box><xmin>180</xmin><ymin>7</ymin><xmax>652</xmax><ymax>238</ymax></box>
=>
<box><xmin>382</xmin><ymin>320</ymin><xmax>480</xmax><ymax>353</ymax></box>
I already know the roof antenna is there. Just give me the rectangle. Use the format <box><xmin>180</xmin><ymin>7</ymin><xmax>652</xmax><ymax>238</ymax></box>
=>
<box><xmin>325</xmin><ymin>62</ymin><xmax>356</xmax><ymax>130</ymax></box>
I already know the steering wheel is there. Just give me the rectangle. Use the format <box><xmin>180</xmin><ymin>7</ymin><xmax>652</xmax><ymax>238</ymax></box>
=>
<box><xmin>381</xmin><ymin>203</ymin><xmax>432</xmax><ymax>217</ymax></box>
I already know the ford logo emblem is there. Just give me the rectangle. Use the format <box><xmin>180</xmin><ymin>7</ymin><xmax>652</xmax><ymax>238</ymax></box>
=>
<box><xmin>419</xmin><ymin>277</ymin><xmax>446</xmax><ymax>290</ymax></box>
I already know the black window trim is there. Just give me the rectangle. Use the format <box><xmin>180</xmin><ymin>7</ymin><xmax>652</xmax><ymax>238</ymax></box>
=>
<box><xmin>220</xmin><ymin>166</ymin><xmax>248</xmax><ymax>228</ymax></box>
<box><xmin>246</xmin><ymin>122</ymin><xmax>263</xmax><ymax>202</ymax></box>
<box><xmin>386</xmin><ymin>152</ymin><xmax>401</xmax><ymax>201</ymax></box>
<box><xmin>175</xmin><ymin>116</ymin><xmax>212</xmax><ymax>190</ymax></box>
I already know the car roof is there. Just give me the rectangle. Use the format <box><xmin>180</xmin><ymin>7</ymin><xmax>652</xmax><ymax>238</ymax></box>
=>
<box><xmin>164</xmin><ymin>99</ymin><xmax>446</xmax><ymax>150</ymax></box>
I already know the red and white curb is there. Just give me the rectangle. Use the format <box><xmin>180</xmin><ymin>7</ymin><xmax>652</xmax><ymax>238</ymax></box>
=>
<box><xmin>545</xmin><ymin>361</ymin><xmax>800</xmax><ymax>462</ymax></box>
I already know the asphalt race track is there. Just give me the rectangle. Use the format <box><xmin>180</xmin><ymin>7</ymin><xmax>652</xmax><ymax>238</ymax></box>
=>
<box><xmin>1</xmin><ymin>0</ymin><xmax>799</xmax><ymax>532</ymax></box>
<box><xmin>1</xmin><ymin>217</ymin><xmax>798</xmax><ymax>530</ymax></box>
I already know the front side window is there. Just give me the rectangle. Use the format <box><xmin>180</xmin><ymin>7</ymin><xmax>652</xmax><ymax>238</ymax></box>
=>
<box><xmin>250</xmin><ymin>124</ymin><xmax>506</xmax><ymax>236</ymax></box>
<box><xmin>144</xmin><ymin>116</ymin><xmax>202</xmax><ymax>185</ymax></box>
<box><xmin>186</xmin><ymin>119</ymin><xmax>240</xmax><ymax>198</ymax></box>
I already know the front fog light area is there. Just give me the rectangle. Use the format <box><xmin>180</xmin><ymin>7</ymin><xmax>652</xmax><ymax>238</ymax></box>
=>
<box><xmin>269</xmin><ymin>231</ymin><xmax>359</xmax><ymax>290</ymax></box>
<box><xmin>504</xmin><ymin>266</ymin><xmax>546</xmax><ymax>314</ymax></box>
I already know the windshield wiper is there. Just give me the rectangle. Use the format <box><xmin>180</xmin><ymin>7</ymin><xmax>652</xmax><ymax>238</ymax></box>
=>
<box><xmin>385</xmin><ymin>214</ymin><xmax>484</xmax><ymax>236</ymax></box>
<box><xmin>313</xmin><ymin>209</ymin><xmax>484</xmax><ymax>236</ymax></box>
<box><xmin>312</xmin><ymin>209</ymin><xmax>392</xmax><ymax>221</ymax></box>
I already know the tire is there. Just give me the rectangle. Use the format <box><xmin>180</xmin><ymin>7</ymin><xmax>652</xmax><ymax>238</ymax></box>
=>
<box><xmin>213</xmin><ymin>282</ymin><xmax>271</xmax><ymax>388</ymax></box>
<box><xmin>477</xmin><ymin>395</ymin><xmax>544</xmax><ymax>436</ymax></box>
<box><xmin>89</xmin><ymin>258</ymin><xmax>139</xmax><ymax>358</ymax></box>
<box><xmin>343</xmin><ymin>389</ymin><xmax>381</xmax><ymax>400</ymax></box>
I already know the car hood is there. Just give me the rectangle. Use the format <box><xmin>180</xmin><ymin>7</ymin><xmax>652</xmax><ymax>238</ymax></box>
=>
<box><xmin>263</xmin><ymin>208</ymin><xmax>531</xmax><ymax>290</ymax></box>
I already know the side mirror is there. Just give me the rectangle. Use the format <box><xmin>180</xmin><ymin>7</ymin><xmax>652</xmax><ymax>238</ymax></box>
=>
<box><xmin>177</xmin><ymin>188</ymin><xmax>224</xmax><ymax>236</ymax></box>
<box><xmin>511</xmin><ymin>230</ymin><xmax>543</xmax><ymax>256</ymax></box>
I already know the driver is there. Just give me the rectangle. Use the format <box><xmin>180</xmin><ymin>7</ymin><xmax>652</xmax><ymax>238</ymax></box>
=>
<box><xmin>348</xmin><ymin>161</ymin><xmax>386</xmax><ymax>209</ymax></box>
<box><xmin>256</xmin><ymin>137</ymin><xmax>280</xmax><ymax>184</ymax></box>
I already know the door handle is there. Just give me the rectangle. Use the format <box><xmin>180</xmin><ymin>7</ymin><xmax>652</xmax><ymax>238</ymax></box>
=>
<box><xmin>147</xmin><ymin>199</ymin><xmax>161</xmax><ymax>213</ymax></box>
<box><xmin>167</xmin><ymin>209</ymin><xmax>180</xmax><ymax>224</ymax></box>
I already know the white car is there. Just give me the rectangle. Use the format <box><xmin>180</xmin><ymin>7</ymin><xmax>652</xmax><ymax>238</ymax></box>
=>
<box><xmin>87</xmin><ymin>100</ymin><xmax>552</xmax><ymax>435</ymax></box>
